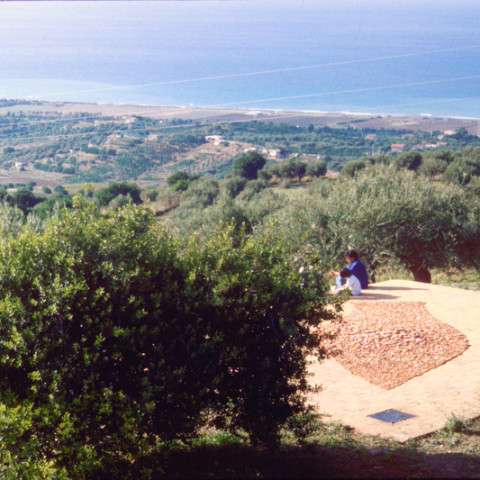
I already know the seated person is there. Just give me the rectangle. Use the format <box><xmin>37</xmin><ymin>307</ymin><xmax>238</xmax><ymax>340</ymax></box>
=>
<box><xmin>333</xmin><ymin>268</ymin><xmax>362</xmax><ymax>296</ymax></box>
<box><xmin>330</xmin><ymin>249</ymin><xmax>368</xmax><ymax>289</ymax></box>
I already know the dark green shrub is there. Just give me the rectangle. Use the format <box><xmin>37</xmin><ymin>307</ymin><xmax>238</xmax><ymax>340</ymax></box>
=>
<box><xmin>278</xmin><ymin>159</ymin><xmax>307</xmax><ymax>182</ymax></box>
<box><xmin>224</xmin><ymin>175</ymin><xmax>247</xmax><ymax>198</ymax></box>
<box><xmin>392</xmin><ymin>151</ymin><xmax>423</xmax><ymax>171</ymax></box>
<box><xmin>33</xmin><ymin>194</ymin><xmax>73</xmax><ymax>219</ymax></box>
<box><xmin>179</xmin><ymin>176</ymin><xmax>219</xmax><ymax>208</ymax></box>
<box><xmin>285</xmin><ymin>411</ymin><xmax>321</xmax><ymax>444</ymax></box>
<box><xmin>0</xmin><ymin>204</ymin><xmax>211</xmax><ymax>475</ymax></box>
<box><xmin>53</xmin><ymin>185</ymin><xmax>69</xmax><ymax>196</ymax></box>
<box><xmin>94</xmin><ymin>182</ymin><xmax>142</xmax><ymax>206</ymax></box>
<box><xmin>181</xmin><ymin>225</ymin><xmax>338</xmax><ymax>447</ymax></box>
<box><xmin>0</xmin><ymin>201</ymin><xmax>339</xmax><ymax>476</ymax></box>
<box><xmin>341</xmin><ymin>158</ymin><xmax>368</xmax><ymax>177</ymax></box>
<box><xmin>232</xmin><ymin>152</ymin><xmax>266</xmax><ymax>180</ymax></box>
<box><xmin>306</xmin><ymin>160</ymin><xmax>327</xmax><ymax>178</ymax></box>
<box><xmin>7</xmin><ymin>189</ymin><xmax>42</xmax><ymax>215</ymax></box>
<box><xmin>166</xmin><ymin>171</ymin><xmax>199</xmax><ymax>191</ymax></box>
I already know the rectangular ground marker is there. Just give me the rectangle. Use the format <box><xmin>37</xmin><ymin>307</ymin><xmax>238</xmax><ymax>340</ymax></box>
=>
<box><xmin>368</xmin><ymin>409</ymin><xmax>415</xmax><ymax>424</ymax></box>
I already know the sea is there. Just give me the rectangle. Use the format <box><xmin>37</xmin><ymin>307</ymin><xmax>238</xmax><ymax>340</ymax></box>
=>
<box><xmin>1</xmin><ymin>0</ymin><xmax>480</xmax><ymax>118</ymax></box>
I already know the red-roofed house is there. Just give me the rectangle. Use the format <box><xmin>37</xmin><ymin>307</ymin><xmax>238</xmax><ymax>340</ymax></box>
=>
<box><xmin>390</xmin><ymin>143</ymin><xmax>405</xmax><ymax>153</ymax></box>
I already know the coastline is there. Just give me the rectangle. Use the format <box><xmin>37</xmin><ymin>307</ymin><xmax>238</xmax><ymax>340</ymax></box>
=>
<box><xmin>1</xmin><ymin>99</ymin><xmax>480</xmax><ymax>134</ymax></box>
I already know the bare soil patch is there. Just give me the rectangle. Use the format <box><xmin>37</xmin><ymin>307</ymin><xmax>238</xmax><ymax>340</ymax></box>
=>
<box><xmin>320</xmin><ymin>301</ymin><xmax>469</xmax><ymax>389</ymax></box>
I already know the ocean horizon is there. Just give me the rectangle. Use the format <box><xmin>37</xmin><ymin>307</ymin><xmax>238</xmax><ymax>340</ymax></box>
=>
<box><xmin>1</xmin><ymin>0</ymin><xmax>480</xmax><ymax>118</ymax></box>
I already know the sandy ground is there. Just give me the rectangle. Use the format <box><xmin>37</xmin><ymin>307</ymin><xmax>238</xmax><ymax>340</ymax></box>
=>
<box><xmin>7</xmin><ymin>100</ymin><xmax>479</xmax><ymax>134</ymax></box>
<box><xmin>308</xmin><ymin>280</ymin><xmax>480</xmax><ymax>442</ymax></box>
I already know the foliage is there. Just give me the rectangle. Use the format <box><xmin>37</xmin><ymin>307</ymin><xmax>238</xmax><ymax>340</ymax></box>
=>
<box><xmin>179</xmin><ymin>225</ymin><xmax>340</xmax><ymax>446</ymax></box>
<box><xmin>306</xmin><ymin>160</ymin><xmax>327</xmax><ymax>178</ymax></box>
<box><xmin>0</xmin><ymin>200</ymin><xmax>339</xmax><ymax>476</ymax></box>
<box><xmin>341</xmin><ymin>158</ymin><xmax>369</xmax><ymax>177</ymax></box>
<box><xmin>236</xmin><ymin>178</ymin><xmax>269</xmax><ymax>202</ymax></box>
<box><xmin>53</xmin><ymin>185</ymin><xmax>69</xmax><ymax>196</ymax></box>
<box><xmin>224</xmin><ymin>175</ymin><xmax>247</xmax><ymax>198</ymax></box>
<box><xmin>277</xmin><ymin>159</ymin><xmax>307</xmax><ymax>183</ymax></box>
<box><xmin>439</xmin><ymin>414</ymin><xmax>470</xmax><ymax>435</ymax></box>
<box><xmin>270</xmin><ymin>164</ymin><xmax>480</xmax><ymax>281</ymax></box>
<box><xmin>284</xmin><ymin>411</ymin><xmax>322</xmax><ymax>444</ymax></box>
<box><xmin>33</xmin><ymin>194</ymin><xmax>73</xmax><ymax>220</ymax></box>
<box><xmin>0</xmin><ymin>203</ymin><xmax>211</xmax><ymax>476</ymax></box>
<box><xmin>418</xmin><ymin>152</ymin><xmax>451</xmax><ymax>179</ymax></box>
<box><xmin>93</xmin><ymin>182</ymin><xmax>142</xmax><ymax>207</ymax></box>
<box><xmin>392</xmin><ymin>151</ymin><xmax>422</xmax><ymax>171</ymax></box>
<box><xmin>0</xmin><ymin>203</ymin><xmax>26</xmax><ymax>238</ymax></box>
<box><xmin>7</xmin><ymin>189</ymin><xmax>43</xmax><ymax>215</ymax></box>
<box><xmin>178</xmin><ymin>176</ymin><xmax>220</xmax><ymax>209</ymax></box>
<box><xmin>232</xmin><ymin>152</ymin><xmax>267</xmax><ymax>180</ymax></box>
<box><xmin>0</xmin><ymin>399</ymin><xmax>70</xmax><ymax>479</ymax></box>
<box><xmin>443</xmin><ymin>148</ymin><xmax>480</xmax><ymax>185</ymax></box>
<box><xmin>166</xmin><ymin>171</ymin><xmax>199</xmax><ymax>191</ymax></box>
<box><xmin>166</xmin><ymin>182</ymin><xmax>283</xmax><ymax>240</ymax></box>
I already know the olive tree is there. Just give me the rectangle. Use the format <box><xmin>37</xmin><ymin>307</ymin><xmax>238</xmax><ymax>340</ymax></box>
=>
<box><xmin>232</xmin><ymin>151</ymin><xmax>267</xmax><ymax>180</ymax></box>
<box><xmin>306</xmin><ymin>160</ymin><xmax>327</xmax><ymax>178</ymax></box>
<box><xmin>273</xmin><ymin>164</ymin><xmax>480</xmax><ymax>282</ymax></box>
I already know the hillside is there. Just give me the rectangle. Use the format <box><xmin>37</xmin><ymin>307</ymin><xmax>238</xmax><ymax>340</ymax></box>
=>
<box><xmin>1</xmin><ymin>99</ymin><xmax>480</xmax><ymax>188</ymax></box>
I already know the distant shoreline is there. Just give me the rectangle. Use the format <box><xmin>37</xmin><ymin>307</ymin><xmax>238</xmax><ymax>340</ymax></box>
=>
<box><xmin>54</xmin><ymin>100</ymin><xmax>480</xmax><ymax>123</ymax></box>
<box><xmin>1</xmin><ymin>99</ymin><xmax>480</xmax><ymax>135</ymax></box>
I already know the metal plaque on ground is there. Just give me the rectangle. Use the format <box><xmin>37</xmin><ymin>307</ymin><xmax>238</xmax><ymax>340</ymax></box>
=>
<box><xmin>368</xmin><ymin>409</ymin><xmax>415</xmax><ymax>424</ymax></box>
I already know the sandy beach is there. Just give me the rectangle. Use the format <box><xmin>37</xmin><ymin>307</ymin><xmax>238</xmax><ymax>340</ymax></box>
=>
<box><xmin>40</xmin><ymin>101</ymin><xmax>480</xmax><ymax>134</ymax></box>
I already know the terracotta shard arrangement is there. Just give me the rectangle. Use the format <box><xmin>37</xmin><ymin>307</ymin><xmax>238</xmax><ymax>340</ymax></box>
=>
<box><xmin>319</xmin><ymin>301</ymin><xmax>469</xmax><ymax>389</ymax></box>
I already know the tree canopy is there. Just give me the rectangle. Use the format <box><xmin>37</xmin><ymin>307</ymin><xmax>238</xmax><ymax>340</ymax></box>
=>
<box><xmin>232</xmin><ymin>152</ymin><xmax>267</xmax><ymax>180</ymax></box>
<box><xmin>273</xmin><ymin>164</ymin><xmax>480</xmax><ymax>281</ymax></box>
<box><xmin>93</xmin><ymin>182</ymin><xmax>142</xmax><ymax>206</ymax></box>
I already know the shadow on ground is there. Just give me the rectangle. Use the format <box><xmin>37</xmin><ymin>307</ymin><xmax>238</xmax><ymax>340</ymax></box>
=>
<box><xmin>350</xmin><ymin>284</ymin><xmax>430</xmax><ymax>301</ymax></box>
<box><xmin>94</xmin><ymin>442</ymin><xmax>480</xmax><ymax>479</ymax></box>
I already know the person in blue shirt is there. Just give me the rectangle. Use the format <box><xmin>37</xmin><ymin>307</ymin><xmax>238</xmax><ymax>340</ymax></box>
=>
<box><xmin>330</xmin><ymin>250</ymin><xmax>369</xmax><ymax>290</ymax></box>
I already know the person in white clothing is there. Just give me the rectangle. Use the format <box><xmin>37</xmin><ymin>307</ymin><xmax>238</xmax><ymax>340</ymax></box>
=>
<box><xmin>334</xmin><ymin>268</ymin><xmax>361</xmax><ymax>296</ymax></box>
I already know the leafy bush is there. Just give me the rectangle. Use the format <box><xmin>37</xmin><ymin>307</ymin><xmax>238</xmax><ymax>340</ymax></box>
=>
<box><xmin>0</xmin><ymin>203</ymin><xmax>211</xmax><ymax>475</ymax></box>
<box><xmin>7</xmin><ymin>189</ymin><xmax>42</xmax><ymax>215</ymax></box>
<box><xmin>180</xmin><ymin>224</ymin><xmax>339</xmax><ymax>446</ymax></box>
<box><xmin>285</xmin><ymin>411</ymin><xmax>321</xmax><ymax>444</ymax></box>
<box><xmin>236</xmin><ymin>178</ymin><xmax>269</xmax><ymax>202</ymax></box>
<box><xmin>0</xmin><ymin>203</ymin><xmax>27</xmax><ymax>238</ymax></box>
<box><xmin>392</xmin><ymin>151</ymin><xmax>422</xmax><ymax>171</ymax></box>
<box><xmin>53</xmin><ymin>185</ymin><xmax>69</xmax><ymax>196</ymax></box>
<box><xmin>224</xmin><ymin>175</ymin><xmax>247</xmax><ymax>198</ymax></box>
<box><xmin>33</xmin><ymin>194</ymin><xmax>73</xmax><ymax>220</ymax></box>
<box><xmin>94</xmin><ymin>182</ymin><xmax>142</xmax><ymax>206</ymax></box>
<box><xmin>178</xmin><ymin>176</ymin><xmax>220</xmax><ymax>209</ymax></box>
<box><xmin>277</xmin><ymin>159</ymin><xmax>307</xmax><ymax>182</ymax></box>
<box><xmin>0</xmin><ymin>200</ymin><xmax>339</xmax><ymax>476</ymax></box>
<box><xmin>443</xmin><ymin>154</ymin><xmax>480</xmax><ymax>185</ymax></box>
<box><xmin>166</xmin><ymin>171</ymin><xmax>199</xmax><ymax>191</ymax></box>
<box><xmin>341</xmin><ymin>158</ymin><xmax>369</xmax><ymax>177</ymax></box>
